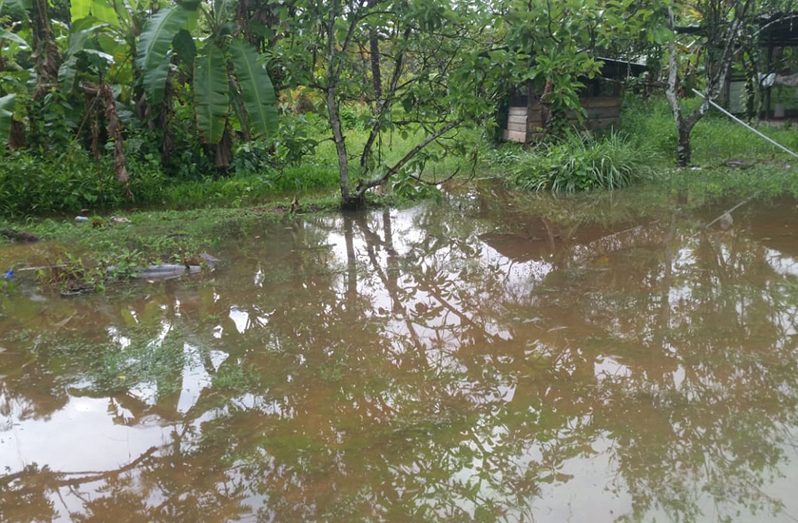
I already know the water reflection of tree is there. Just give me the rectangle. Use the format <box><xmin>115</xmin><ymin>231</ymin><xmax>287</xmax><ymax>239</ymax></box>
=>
<box><xmin>2</xmin><ymin>202</ymin><xmax>798</xmax><ymax>521</ymax></box>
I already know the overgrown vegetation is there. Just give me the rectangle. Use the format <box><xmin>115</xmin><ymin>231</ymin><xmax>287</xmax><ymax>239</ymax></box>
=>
<box><xmin>497</xmin><ymin>132</ymin><xmax>652</xmax><ymax>192</ymax></box>
<box><xmin>2</xmin><ymin>0</ymin><xmax>798</xmax><ymax>300</ymax></box>
<box><xmin>489</xmin><ymin>95</ymin><xmax>798</xmax><ymax>195</ymax></box>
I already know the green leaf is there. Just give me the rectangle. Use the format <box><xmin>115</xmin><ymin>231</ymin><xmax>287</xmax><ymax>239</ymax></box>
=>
<box><xmin>0</xmin><ymin>0</ymin><xmax>30</xmax><ymax>17</ymax></box>
<box><xmin>59</xmin><ymin>20</ymin><xmax>109</xmax><ymax>91</ymax></box>
<box><xmin>172</xmin><ymin>29</ymin><xmax>196</xmax><ymax>68</ymax></box>
<box><xmin>229</xmin><ymin>39</ymin><xmax>277</xmax><ymax>138</ymax></box>
<box><xmin>194</xmin><ymin>43</ymin><xmax>229</xmax><ymax>144</ymax></box>
<box><xmin>82</xmin><ymin>48</ymin><xmax>115</xmax><ymax>65</ymax></box>
<box><xmin>59</xmin><ymin>55</ymin><xmax>79</xmax><ymax>90</ymax></box>
<box><xmin>0</xmin><ymin>28</ymin><xmax>29</xmax><ymax>48</ymax></box>
<box><xmin>70</xmin><ymin>0</ymin><xmax>117</xmax><ymax>24</ymax></box>
<box><xmin>89</xmin><ymin>0</ymin><xmax>118</xmax><ymax>25</ymax></box>
<box><xmin>70</xmin><ymin>0</ymin><xmax>91</xmax><ymax>21</ymax></box>
<box><xmin>0</xmin><ymin>94</ymin><xmax>16</xmax><ymax>145</ymax></box>
<box><xmin>136</xmin><ymin>5</ymin><xmax>192</xmax><ymax>104</ymax></box>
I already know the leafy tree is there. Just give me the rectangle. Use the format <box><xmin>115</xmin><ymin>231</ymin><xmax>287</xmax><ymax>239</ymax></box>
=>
<box><xmin>498</xmin><ymin>0</ymin><xmax>664</xmax><ymax>138</ymax></box>
<box><xmin>0</xmin><ymin>0</ymin><xmax>65</xmax><ymax>148</ymax></box>
<box><xmin>276</xmin><ymin>0</ymin><xmax>503</xmax><ymax>208</ymax></box>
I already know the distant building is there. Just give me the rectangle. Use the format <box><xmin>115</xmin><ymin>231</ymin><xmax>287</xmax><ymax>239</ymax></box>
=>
<box><xmin>500</xmin><ymin>57</ymin><xmax>648</xmax><ymax>143</ymax></box>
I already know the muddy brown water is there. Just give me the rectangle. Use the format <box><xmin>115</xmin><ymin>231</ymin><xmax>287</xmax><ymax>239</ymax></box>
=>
<box><xmin>2</xmin><ymin>191</ymin><xmax>798</xmax><ymax>522</ymax></box>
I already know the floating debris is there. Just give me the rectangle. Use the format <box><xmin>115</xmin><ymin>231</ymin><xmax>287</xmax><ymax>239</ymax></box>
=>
<box><xmin>718</xmin><ymin>212</ymin><xmax>734</xmax><ymax>231</ymax></box>
<box><xmin>106</xmin><ymin>264</ymin><xmax>203</xmax><ymax>281</ymax></box>
<box><xmin>199</xmin><ymin>252</ymin><xmax>221</xmax><ymax>265</ymax></box>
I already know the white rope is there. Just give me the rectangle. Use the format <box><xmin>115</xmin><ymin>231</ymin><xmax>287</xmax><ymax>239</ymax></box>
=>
<box><xmin>691</xmin><ymin>88</ymin><xmax>798</xmax><ymax>160</ymax></box>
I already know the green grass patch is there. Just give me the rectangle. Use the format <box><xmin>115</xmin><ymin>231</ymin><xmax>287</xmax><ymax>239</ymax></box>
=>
<box><xmin>496</xmin><ymin>131</ymin><xmax>652</xmax><ymax>192</ymax></box>
<box><xmin>0</xmin><ymin>109</ymin><xmax>477</xmax><ymax>217</ymax></box>
<box><xmin>620</xmin><ymin>96</ymin><xmax>798</xmax><ymax>165</ymax></box>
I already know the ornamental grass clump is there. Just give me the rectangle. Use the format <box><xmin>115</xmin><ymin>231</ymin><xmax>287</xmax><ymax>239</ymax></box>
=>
<box><xmin>513</xmin><ymin>132</ymin><xmax>651</xmax><ymax>192</ymax></box>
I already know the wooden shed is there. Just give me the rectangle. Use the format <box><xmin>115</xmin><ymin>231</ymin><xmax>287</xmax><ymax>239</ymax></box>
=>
<box><xmin>501</xmin><ymin>57</ymin><xmax>648</xmax><ymax>143</ymax></box>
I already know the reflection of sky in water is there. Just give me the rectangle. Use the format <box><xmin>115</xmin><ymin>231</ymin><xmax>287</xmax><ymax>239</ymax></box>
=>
<box><xmin>2</xmin><ymin>201</ymin><xmax>798</xmax><ymax>521</ymax></box>
<box><xmin>1</xmin><ymin>396</ymin><xmax>174</xmax><ymax>472</ymax></box>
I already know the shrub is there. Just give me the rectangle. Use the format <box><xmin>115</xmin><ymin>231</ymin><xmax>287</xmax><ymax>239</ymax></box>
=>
<box><xmin>0</xmin><ymin>147</ymin><xmax>170</xmax><ymax>216</ymax></box>
<box><xmin>510</xmin><ymin>132</ymin><xmax>652</xmax><ymax>192</ymax></box>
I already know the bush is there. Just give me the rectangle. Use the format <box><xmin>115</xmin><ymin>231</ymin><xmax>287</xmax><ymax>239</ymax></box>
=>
<box><xmin>507</xmin><ymin>132</ymin><xmax>652</xmax><ymax>192</ymax></box>
<box><xmin>0</xmin><ymin>147</ymin><xmax>167</xmax><ymax>216</ymax></box>
<box><xmin>233</xmin><ymin>115</ymin><xmax>322</xmax><ymax>175</ymax></box>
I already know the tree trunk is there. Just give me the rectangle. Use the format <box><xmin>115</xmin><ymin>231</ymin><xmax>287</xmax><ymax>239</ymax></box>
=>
<box><xmin>326</xmin><ymin>0</ymin><xmax>356</xmax><ymax>208</ymax></box>
<box><xmin>213</xmin><ymin>127</ymin><xmax>233</xmax><ymax>171</ymax></box>
<box><xmin>30</xmin><ymin>0</ymin><xmax>60</xmax><ymax>100</ymax></box>
<box><xmin>327</xmin><ymin>86</ymin><xmax>353</xmax><ymax>206</ymax></box>
<box><xmin>369</xmin><ymin>31</ymin><xmax>382</xmax><ymax>101</ymax></box>
<box><xmin>676</xmin><ymin>122</ymin><xmax>692</xmax><ymax>167</ymax></box>
<box><xmin>8</xmin><ymin>120</ymin><xmax>26</xmax><ymax>150</ymax></box>
<box><xmin>524</xmin><ymin>80</ymin><xmax>537</xmax><ymax>145</ymax></box>
<box><xmin>360</xmin><ymin>26</ymin><xmax>410</xmax><ymax>171</ymax></box>
<box><xmin>540</xmin><ymin>79</ymin><xmax>555</xmax><ymax>133</ymax></box>
<box><xmin>666</xmin><ymin>3</ymin><xmax>749</xmax><ymax>167</ymax></box>
<box><xmin>159</xmin><ymin>80</ymin><xmax>175</xmax><ymax>165</ymax></box>
<box><xmin>98</xmin><ymin>84</ymin><xmax>132</xmax><ymax>198</ymax></box>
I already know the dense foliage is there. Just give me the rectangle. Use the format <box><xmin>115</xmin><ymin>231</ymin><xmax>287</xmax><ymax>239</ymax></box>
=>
<box><xmin>2</xmin><ymin>0</ymin><xmax>798</xmax><ymax>212</ymax></box>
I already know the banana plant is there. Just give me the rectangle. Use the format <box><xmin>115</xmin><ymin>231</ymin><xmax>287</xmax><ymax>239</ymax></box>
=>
<box><xmin>60</xmin><ymin>0</ymin><xmax>153</xmax><ymax>99</ymax></box>
<box><xmin>136</xmin><ymin>0</ymin><xmax>277</xmax><ymax>146</ymax></box>
<box><xmin>52</xmin><ymin>0</ymin><xmax>171</xmax><ymax>193</ymax></box>
<box><xmin>0</xmin><ymin>94</ymin><xmax>15</xmax><ymax>143</ymax></box>
<box><xmin>1</xmin><ymin>0</ymin><xmax>35</xmax><ymax>147</ymax></box>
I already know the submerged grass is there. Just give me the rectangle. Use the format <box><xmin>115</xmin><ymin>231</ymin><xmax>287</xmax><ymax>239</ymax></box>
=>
<box><xmin>0</xmin><ymin>193</ymin><xmax>343</xmax><ymax>293</ymax></box>
<box><xmin>0</xmin><ymin>191</ymin><xmax>411</xmax><ymax>294</ymax></box>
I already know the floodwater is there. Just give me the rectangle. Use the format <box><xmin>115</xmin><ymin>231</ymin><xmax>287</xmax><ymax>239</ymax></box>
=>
<box><xmin>2</xmin><ymin>189</ymin><xmax>798</xmax><ymax>522</ymax></box>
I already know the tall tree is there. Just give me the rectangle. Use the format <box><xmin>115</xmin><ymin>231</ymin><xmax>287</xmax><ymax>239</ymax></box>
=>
<box><xmin>30</xmin><ymin>0</ymin><xmax>60</xmax><ymax>99</ymax></box>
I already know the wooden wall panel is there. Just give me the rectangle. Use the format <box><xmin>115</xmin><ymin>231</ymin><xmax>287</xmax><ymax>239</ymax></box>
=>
<box><xmin>502</xmin><ymin>96</ymin><xmax>623</xmax><ymax>142</ymax></box>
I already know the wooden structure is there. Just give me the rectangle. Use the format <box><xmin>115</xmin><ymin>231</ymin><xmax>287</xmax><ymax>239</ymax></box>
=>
<box><xmin>501</xmin><ymin>57</ymin><xmax>647</xmax><ymax>143</ymax></box>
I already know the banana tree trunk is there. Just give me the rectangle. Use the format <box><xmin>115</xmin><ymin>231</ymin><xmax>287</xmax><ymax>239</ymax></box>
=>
<box><xmin>30</xmin><ymin>0</ymin><xmax>59</xmax><ymax>100</ymax></box>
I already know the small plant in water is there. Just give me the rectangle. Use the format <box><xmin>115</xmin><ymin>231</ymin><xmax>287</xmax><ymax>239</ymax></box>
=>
<box><xmin>0</xmin><ymin>270</ymin><xmax>15</xmax><ymax>296</ymax></box>
<box><xmin>38</xmin><ymin>253</ymin><xmax>107</xmax><ymax>295</ymax></box>
<box><xmin>102</xmin><ymin>249</ymin><xmax>146</xmax><ymax>281</ymax></box>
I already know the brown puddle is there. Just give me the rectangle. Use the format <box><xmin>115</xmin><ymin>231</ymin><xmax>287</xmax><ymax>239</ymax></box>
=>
<box><xmin>2</xmin><ymin>191</ymin><xmax>798</xmax><ymax>521</ymax></box>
